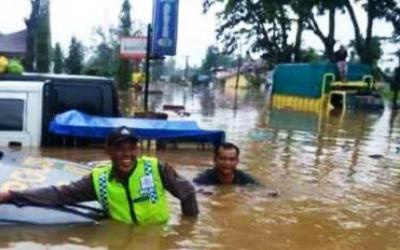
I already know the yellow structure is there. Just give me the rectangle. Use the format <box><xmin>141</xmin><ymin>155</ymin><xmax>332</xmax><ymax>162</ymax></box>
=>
<box><xmin>271</xmin><ymin>94</ymin><xmax>329</xmax><ymax>114</ymax></box>
<box><xmin>0</xmin><ymin>56</ymin><xmax>9</xmax><ymax>73</ymax></box>
<box><xmin>225</xmin><ymin>74</ymin><xmax>249</xmax><ymax>89</ymax></box>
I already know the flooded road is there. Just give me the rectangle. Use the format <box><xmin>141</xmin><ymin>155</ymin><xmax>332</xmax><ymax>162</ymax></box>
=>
<box><xmin>1</xmin><ymin>82</ymin><xmax>400</xmax><ymax>249</ymax></box>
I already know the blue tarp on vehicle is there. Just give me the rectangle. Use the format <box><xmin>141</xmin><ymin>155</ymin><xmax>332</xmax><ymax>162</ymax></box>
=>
<box><xmin>49</xmin><ymin>110</ymin><xmax>225</xmax><ymax>145</ymax></box>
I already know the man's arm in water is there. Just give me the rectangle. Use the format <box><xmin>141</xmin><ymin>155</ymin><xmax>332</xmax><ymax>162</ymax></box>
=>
<box><xmin>0</xmin><ymin>175</ymin><xmax>96</xmax><ymax>206</ymax></box>
<box><xmin>159</xmin><ymin>163</ymin><xmax>199</xmax><ymax>217</ymax></box>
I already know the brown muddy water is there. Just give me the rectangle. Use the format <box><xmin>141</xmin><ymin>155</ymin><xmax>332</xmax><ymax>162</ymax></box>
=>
<box><xmin>1</xmin><ymin>82</ymin><xmax>400</xmax><ymax>249</ymax></box>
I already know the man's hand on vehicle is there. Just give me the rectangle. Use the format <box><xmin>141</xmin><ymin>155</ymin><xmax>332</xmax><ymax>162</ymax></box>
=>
<box><xmin>0</xmin><ymin>191</ymin><xmax>11</xmax><ymax>203</ymax></box>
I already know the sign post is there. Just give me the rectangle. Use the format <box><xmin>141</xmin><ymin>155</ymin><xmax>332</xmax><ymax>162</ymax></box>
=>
<box><xmin>152</xmin><ymin>0</ymin><xmax>179</xmax><ymax>56</ymax></box>
<box><xmin>120</xmin><ymin>37</ymin><xmax>147</xmax><ymax>59</ymax></box>
<box><xmin>142</xmin><ymin>0</ymin><xmax>179</xmax><ymax>111</ymax></box>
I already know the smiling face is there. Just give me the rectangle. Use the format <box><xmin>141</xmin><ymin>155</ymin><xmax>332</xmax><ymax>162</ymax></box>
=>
<box><xmin>106</xmin><ymin>140</ymin><xmax>138</xmax><ymax>177</ymax></box>
<box><xmin>214</xmin><ymin>147</ymin><xmax>239</xmax><ymax>177</ymax></box>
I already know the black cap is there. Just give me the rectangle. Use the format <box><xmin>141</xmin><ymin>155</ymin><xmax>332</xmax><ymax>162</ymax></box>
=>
<box><xmin>106</xmin><ymin>126</ymin><xmax>138</xmax><ymax>147</ymax></box>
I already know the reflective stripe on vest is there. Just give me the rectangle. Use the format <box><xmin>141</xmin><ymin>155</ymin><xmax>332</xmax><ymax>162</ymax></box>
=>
<box><xmin>98</xmin><ymin>173</ymin><xmax>109</xmax><ymax>212</ymax></box>
<box><xmin>92</xmin><ymin>157</ymin><xmax>170</xmax><ymax>224</ymax></box>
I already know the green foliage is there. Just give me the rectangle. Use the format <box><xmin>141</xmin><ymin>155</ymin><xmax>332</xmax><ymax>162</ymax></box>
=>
<box><xmin>65</xmin><ymin>37</ymin><xmax>85</xmax><ymax>74</ymax></box>
<box><xmin>53</xmin><ymin>43</ymin><xmax>64</xmax><ymax>74</ymax></box>
<box><xmin>24</xmin><ymin>0</ymin><xmax>51</xmax><ymax>72</ymax></box>
<box><xmin>204</xmin><ymin>0</ymin><xmax>398</xmax><ymax>66</ymax></box>
<box><xmin>203</xmin><ymin>0</ymin><xmax>306</xmax><ymax>64</ymax></box>
<box><xmin>201</xmin><ymin>46</ymin><xmax>219</xmax><ymax>73</ymax></box>
<box><xmin>299</xmin><ymin>48</ymin><xmax>321</xmax><ymax>63</ymax></box>
<box><xmin>35</xmin><ymin>0</ymin><xmax>51</xmax><ymax>73</ymax></box>
<box><xmin>201</xmin><ymin>45</ymin><xmax>235</xmax><ymax>73</ymax></box>
<box><xmin>116</xmin><ymin>59</ymin><xmax>132</xmax><ymax>90</ymax></box>
<box><xmin>349</xmin><ymin>37</ymin><xmax>382</xmax><ymax>66</ymax></box>
<box><xmin>7</xmin><ymin>59</ymin><xmax>24</xmax><ymax>75</ymax></box>
<box><xmin>366</xmin><ymin>37</ymin><xmax>383</xmax><ymax>66</ymax></box>
<box><xmin>344</xmin><ymin>0</ymin><xmax>399</xmax><ymax>65</ymax></box>
<box><xmin>301</xmin><ymin>0</ymin><xmax>345</xmax><ymax>60</ymax></box>
<box><xmin>85</xmin><ymin>43</ymin><xmax>116</xmax><ymax>76</ymax></box>
<box><xmin>389</xmin><ymin>7</ymin><xmax>400</xmax><ymax>42</ymax></box>
<box><xmin>86</xmin><ymin>27</ymin><xmax>119</xmax><ymax>77</ymax></box>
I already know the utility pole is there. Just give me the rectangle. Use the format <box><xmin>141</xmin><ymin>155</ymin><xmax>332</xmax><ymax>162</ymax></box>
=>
<box><xmin>233</xmin><ymin>42</ymin><xmax>243</xmax><ymax>111</ymax></box>
<box><xmin>144</xmin><ymin>24</ymin><xmax>152</xmax><ymax>112</ymax></box>
<box><xmin>234</xmin><ymin>42</ymin><xmax>243</xmax><ymax>91</ymax></box>
<box><xmin>234</xmin><ymin>55</ymin><xmax>242</xmax><ymax>91</ymax></box>
<box><xmin>184</xmin><ymin>55</ymin><xmax>189</xmax><ymax>82</ymax></box>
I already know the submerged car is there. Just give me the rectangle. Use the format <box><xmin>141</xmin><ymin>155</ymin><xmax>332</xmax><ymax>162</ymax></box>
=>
<box><xmin>0</xmin><ymin>151</ymin><xmax>102</xmax><ymax>226</ymax></box>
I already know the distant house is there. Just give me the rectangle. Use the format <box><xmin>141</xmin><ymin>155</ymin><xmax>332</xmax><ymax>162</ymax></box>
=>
<box><xmin>0</xmin><ymin>29</ymin><xmax>27</xmax><ymax>58</ymax></box>
<box><xmin>224</xmin><ymin>74</ymin><xmax>249</xmax><ymax>89</ymax></box>
<box><xmin>214</xmin><ymin>58</ymin><xmax>268</xmax><ymax>88</ymax></box>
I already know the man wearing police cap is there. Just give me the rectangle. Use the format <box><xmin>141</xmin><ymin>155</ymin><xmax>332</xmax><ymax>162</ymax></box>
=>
<box><xmin>0</xmin><ymin>126</ymin><xmax>199</xmax><ymax>225</ymax></box>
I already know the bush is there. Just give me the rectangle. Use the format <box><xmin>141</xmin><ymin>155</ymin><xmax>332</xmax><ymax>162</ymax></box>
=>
<box><xmin>7</xmin><ymin>59</ymin><xmax>24</xmax><ymax>75</ymax></box>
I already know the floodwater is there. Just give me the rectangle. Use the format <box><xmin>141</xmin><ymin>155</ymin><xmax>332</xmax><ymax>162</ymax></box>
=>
<box><xmin>1</xmin><ymin>82</ymin><xmax>400</xmax><ymax>250</ymax></box>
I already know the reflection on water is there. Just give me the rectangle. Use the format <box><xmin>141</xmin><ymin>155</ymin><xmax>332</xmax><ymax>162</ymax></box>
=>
<box><xmin>1</xmin><ymin>82</ymin><xmax>400</xmax><ymax>249</ymax></box>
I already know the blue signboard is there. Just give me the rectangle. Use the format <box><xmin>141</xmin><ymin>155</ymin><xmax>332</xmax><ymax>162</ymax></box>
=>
<box><xmin>152</xmin><ymin>0</ymin><xmax>179</xmax><ymax>56</ymax></box>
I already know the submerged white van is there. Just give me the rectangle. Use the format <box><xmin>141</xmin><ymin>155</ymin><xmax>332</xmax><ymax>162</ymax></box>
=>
<box><xmin>0</xmin><ymin>81</ymin><xmax>44</xmax><ymax>147</ymax></box>
<box><xmin>0</xmin><ymin>74</ymin><xmax>119</xmax><ymax>147</ymax></box>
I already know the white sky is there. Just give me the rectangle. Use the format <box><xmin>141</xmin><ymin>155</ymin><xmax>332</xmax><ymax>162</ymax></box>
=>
<box><xmin>0</xmin><ymin>0</ymin><xmax>397</xmax><ymax>69</ymax></box>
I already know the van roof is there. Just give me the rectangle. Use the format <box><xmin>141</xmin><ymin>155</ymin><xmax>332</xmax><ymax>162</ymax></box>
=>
<box><xmin>0</xmin><ymin>80</ymin><xmax>45</xmax><ymax>92</ymax></box>
<box><xmin>0</xmin><ymin>73</ymin><xmax>114</xmax><ymax>85</ymax></box>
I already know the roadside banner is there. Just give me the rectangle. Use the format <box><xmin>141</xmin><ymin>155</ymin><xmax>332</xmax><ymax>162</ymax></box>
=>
<box><xmin>120</xmin><ymin>36</ymin><xmax>147</xmax><ymax>59</ymax></box>
<box><xmin>152</xmin><ymin>0</ymin><xmax>179</xmax><ymax>56</ymax></box>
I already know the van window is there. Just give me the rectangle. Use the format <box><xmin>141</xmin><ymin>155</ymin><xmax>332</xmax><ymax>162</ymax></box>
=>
<box><xmin>54</xmin><ymin>85</ymin><xmax>103</xmax><ymax>115</ymax></box>
<box><xmin>0</xmin><ymin>99</ymin><xmax>24</xmax><ymax>131</ymax></box>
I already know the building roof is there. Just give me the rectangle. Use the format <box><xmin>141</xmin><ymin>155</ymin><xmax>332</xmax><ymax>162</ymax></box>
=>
<box><xmin>0</xmin><ymin>30</ymin><xmax>27</xmax><ymax>54</ymax></box>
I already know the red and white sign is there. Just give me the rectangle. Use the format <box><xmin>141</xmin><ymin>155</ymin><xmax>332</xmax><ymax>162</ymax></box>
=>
<box><xmin>120</xmin><ymin>36</ymin><xmax>147</xmax><ymax>59</ymax></box>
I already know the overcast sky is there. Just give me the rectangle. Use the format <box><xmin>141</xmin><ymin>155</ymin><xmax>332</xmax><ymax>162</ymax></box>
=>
<box><xmin>0</xmin><ymin>0</ymin><xmax>397</xmax><ymax>69</ymax></box>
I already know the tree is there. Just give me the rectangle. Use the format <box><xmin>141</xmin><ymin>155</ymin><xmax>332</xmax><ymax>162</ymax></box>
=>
<box><xmin>65</xmin><ymin>37</ymin><xmax>85</xmax><ymax>74</ymax></box>
<box><xmin>350</xmin><ymin>37</ymin><xmax>382</xmax><ymax>66</ymax></box>
<box><xmin>24</xmin><ymin>0</ymin><xmax>40</xmax><ymax>71</ymax></box>
<box><xmin>201</xmin><ymin>45</ymin><xmax>236</xmax><ymax>73</ymax></box>
<box><xmin>24</xmin><ymin>0</ymin><xmax>51</xmax><ymax>72</ymax></box>
<box><xmin>299</xmin><ymin>48</ymin><xmax>322</xmax><ymax>62</ymax></box>
<box><xmin>300</xmin><ymin>0</ymin><xmax>346</xmax><ymax>61</ymax></box>
<box><xmin>203</xmin><ymin>0</ymin><xmax>302</xmax><ymax>65</ymax></box>
<box><xmin>201</xmin><ymin>46</ymin><xmax>220</xmax><ymax>73</ymax></box>
<box><xmin>344</xmin><ymin>0</ymin><xmax>399</xmax><ymax>65</ymax></box>
<box><xmin>85</xmin><ymin>27</ymin><xmax>119</xmax><ymax>77</ymax></box>
<box><xmin>290</xmin><ymin>0</ymin><xmax>308</xmax><ymax>62</ymax></box>
<box><xmin>116</xmin><ymin>0</ymin><xmax>133</xmax><ymax>90</ymax></box>
<box><xmin>53</xmin><ymin>43</ymin><xmax>64</xmax><ymax>73</ymax></box>
<box><xmin>35</xmin><ymin>0</ymin><xmax>51</xmax><ymax>72</ymax></box>
<box><xmin>386</xmin><ymin>6</ymin><xmax>400</xmax><ymax>109</ymax></box>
